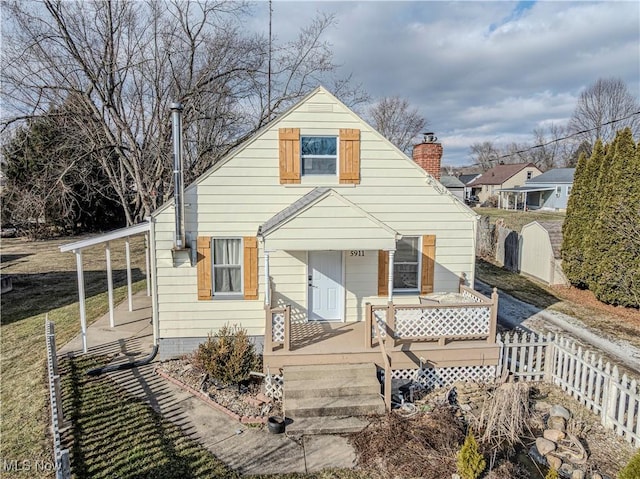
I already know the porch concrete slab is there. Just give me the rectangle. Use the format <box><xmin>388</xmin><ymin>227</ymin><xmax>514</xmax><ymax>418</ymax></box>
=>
<box><xmin>303</xmin><ymin>434</ymin><xmax>358</xmax><ymax>472</ymax></box>
<box><xmin>58</xmin><ymin>292</ymin><xmax>154</xmax><ymax>357</ymax></box>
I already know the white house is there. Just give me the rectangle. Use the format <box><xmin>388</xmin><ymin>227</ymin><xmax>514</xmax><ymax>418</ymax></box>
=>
<box><xmin>149</xmin><ymin>86</ymin><xmax>499</xmax><ymax>368</ymax></box>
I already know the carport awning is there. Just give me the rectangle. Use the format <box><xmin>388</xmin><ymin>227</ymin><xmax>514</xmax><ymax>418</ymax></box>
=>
<box><xmin>259</xmin><ymin>188</ymin><xmax>399</xmax><ymax>251</ymax></box>
<box><xmin>497</xmin><ymin>186</ymin><xmax>555</xmax><ymax>193</ymax></box>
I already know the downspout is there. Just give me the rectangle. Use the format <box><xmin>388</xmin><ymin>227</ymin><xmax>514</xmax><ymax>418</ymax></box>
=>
<box><xmin>170</xmin><ymin>102</ymin><xmax>186</xmax><ymax>250</ymax></box>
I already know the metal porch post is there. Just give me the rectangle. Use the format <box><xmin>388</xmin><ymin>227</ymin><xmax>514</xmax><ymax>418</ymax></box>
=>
<box><xmin>75</xmin><ymin>250</ymin><xmax>88</xmax><ymax>353</ymax></box>
<box><xmin>105</xmin><ymin>242</ymin><xmax>115</xmax><ymax>328</ymax></box>
<box><xmin>387</xmin><ymin>250</ymin><xmax>395</xmax><ymax>303</ymax></box>
<box><xmin>264</xmin><ymin>251</ymin><xmax>271</xmax><ymax>307</ymax></box>
<box><xmin>125</xmin><ymin>237</ymin><xmax>133</xmax><ymax>311</ymax></box>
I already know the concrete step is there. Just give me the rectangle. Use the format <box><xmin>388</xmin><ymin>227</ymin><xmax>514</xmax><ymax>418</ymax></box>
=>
<box><xmin>284</xmin><ymin>415</ymin><xmax>372</xmax><ymax>436</ymax></box>
<box><xmin>285</xmin><ymin>375</ymin><xmax>381</xmax><ymax>399</ymax></box>
<box><xmin>285</xmin><ymin>394</ymin><xmax>385</xmax><ymax>418</ymax></box>
<box><xmin>284</xmin><ymin>363</ymin><xmax>377</xmax><ymax>382</ymax></box>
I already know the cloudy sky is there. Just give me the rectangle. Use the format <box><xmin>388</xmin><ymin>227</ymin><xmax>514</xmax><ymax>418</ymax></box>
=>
<box><xmin>249</xmin><ymin>1</ymin><xmax>639</xmax><ymax>166</ymax></box>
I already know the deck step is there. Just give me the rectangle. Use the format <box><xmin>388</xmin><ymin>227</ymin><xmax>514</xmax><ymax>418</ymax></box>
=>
<box><xmin>284</xmin><ymin>363</ymin><xmax>377</xmax><ymax>381</ymax></box>
<box><xmin>285</xmin><ymin>375</ymin><xmax>381</xmax><ymax>399</ymax></box>
<box><xmin>285</xmin><ymin>394</ymin><xmax>385</xmax><ymax>418</ymax></box>
<box><xmin>283</xmin><ymin>363</ymin><xmax>385</xmax><ymax>433</ymax></box>
<box><xmin>284</xmin><ymin>416</ymin><xmax>371</xmax><ymax>436</ymax></box>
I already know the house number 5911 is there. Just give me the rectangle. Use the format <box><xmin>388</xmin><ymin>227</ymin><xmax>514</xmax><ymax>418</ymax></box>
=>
<box><xmin>350</xmin><ymin>250</ymin><xmax>365</xmax><ymax>256</ymax></box>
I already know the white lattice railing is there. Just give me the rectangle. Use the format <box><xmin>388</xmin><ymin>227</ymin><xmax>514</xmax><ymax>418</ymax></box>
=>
<box><xmin>394</xmin><ymin>304</ymin><xmax>491</xmax><ymax>339</ymax></box>
<box><xmin>265</xmin><ymin>306</ymin><xmax>290</xmax><ymax>353</ymax></box>
<box><xmin>366</xmin><ymin>287</ymin><xmax>498</xmax><ymax>347</ymax></box>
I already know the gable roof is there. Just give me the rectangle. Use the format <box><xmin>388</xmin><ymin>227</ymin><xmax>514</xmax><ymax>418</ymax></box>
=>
<box><xmin>260</xmin><ymin>187</ymin><xmax>330</xmax><ymax>235</ymax></box>
<box><xmin>469</xmin><ymin>163</ymin><xmax>538</xmax><ymax>186</ymax></box>
<box><xmin>526</xmin><ymin>168</ymin><xmax>575</xmax><ymax>184</ymax></box>
<box><xmin>458</xmin><ymin>174</ymin><xmax>481</xmax><ymax>185</ymax></box>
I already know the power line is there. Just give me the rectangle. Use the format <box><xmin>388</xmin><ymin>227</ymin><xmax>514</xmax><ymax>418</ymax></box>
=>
<box><xmin>483</xmin><ymin>110</ymin><xmax>640</xmax><ymax>163</ymax></box>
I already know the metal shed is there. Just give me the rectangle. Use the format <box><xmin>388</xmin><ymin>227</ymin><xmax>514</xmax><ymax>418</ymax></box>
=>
<box><xmin>519</xmin><ymin>221</ymin><xmax>568</xmax><ymax>285</ymax></box>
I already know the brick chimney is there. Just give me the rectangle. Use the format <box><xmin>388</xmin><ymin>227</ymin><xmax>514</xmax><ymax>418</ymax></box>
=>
<box><xmin>412</xmin><ymin>133</ymin><xmax>443</xmax><ymax>180</ymax></box>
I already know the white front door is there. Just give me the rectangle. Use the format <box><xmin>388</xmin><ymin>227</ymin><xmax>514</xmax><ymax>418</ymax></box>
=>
<box><xmin>308</xmin><ymin>251</ymin><xmax>343</xmax><ymax>321</ymax></box>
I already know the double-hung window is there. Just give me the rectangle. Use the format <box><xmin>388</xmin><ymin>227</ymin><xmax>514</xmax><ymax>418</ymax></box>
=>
<box><xmin>393</xmin><ymin>237</ymin><xmax>420</xmax><ymax>292</ymax></box>
<box><xmin>212</xmin><ymin>238</ymin><xmax>242</xmax><ymax>295</ymax></box>
<box><xmin>301</xmin><ymin>136</ymin><xmax>337</xmax><ymax>175</ymax></box>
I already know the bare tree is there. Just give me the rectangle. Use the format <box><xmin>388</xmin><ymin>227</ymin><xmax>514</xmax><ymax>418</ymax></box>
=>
<box><xmin>469</xmin><ymin>141</ymin><xmax>500</xmax><ymax>170</ymax></box>
<box><xmin>569</xmin><ymin>77</ymin><xmax>640</xmax><ymax>146</ymax></box>
<box><xmin>1</xmin><ymin>0</ymin><xmax>363</xmax><ymax>224</ymax></box>
<box><xmin>368</xmin><ymin>96</ymin><xmax>427</xmax><ymax>153</ymax></box>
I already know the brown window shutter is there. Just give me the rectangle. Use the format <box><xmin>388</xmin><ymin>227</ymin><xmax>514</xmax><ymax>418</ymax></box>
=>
<box><xmin>279</xmin><ymin>128</ymin><xmax>300</xmax><ymax>184</ymax></box>
<box><xmin>243</xmin><ymin>236</ymin><xmax>258</xmax><ymax>300</ymax></box>
<box><xmin>339</xmin><ymin>128</ymin><xmax>360</xmax><ymax>184</ymax></box>
<box><xmin>421</xmin><ymin>235</ymin><xmax>436</xmax><ymax>294</ymax></box>
<box><xmin>197</xmin><ymin>236</ymin><xmax>212</xmax><ymax>299</ymax></box>
<box><xmin>378</xmin><ymin>250</ymin><xmax>389</xmax><ymax>296</ymax></box>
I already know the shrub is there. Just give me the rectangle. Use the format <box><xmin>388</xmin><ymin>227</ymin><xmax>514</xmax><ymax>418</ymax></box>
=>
<box><xmin>192</xmin><ymin>325</ymin><xmax>260</xmax><ymax>385</ymax></box>
<box><xmin>456</xmin><ymin>428</ymin><xmax>486</xmax><ymax>479</ymax></box>
<box><xmin>545</xmin><ymin>467</ymin><xmax>559</xmax><ymax>479</ymax></box>
<box><xmin>619</xmin><ymin>448</ymin><xmax>640</xmax><ymax>479</ymax></box>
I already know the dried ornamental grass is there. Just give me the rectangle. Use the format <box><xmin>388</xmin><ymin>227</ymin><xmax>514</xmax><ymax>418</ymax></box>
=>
<box><xmin>474</xmin><ymin>382</ymin><xmax>531</xmax><ymax>447</ymax></box>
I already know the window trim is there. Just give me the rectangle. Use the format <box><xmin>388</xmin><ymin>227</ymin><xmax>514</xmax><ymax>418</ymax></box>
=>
<box><xmin>300</xmin><ymin>135</ymin><xmax>339</xmax><ymax>177</ymax></box>
<box><xmin>392</xmin><ymin>236</ymin><xmax>422</xmax><ymax>293</ymax></box>
<box><xmin>211</xmin><ymin>237</ymin><xmax>244</xmax><ymax>297</ymax></box>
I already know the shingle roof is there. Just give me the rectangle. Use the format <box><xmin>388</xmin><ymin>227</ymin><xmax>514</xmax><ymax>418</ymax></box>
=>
<box><xmin>526</xmin><ymin>168</ymin><xmax>575</xmax><ymax>184</ymax></box>
<box><xmin>458</xmin><ymin>174</ymin><xmax>480</xmax><ymax>185</ymax></box>
<box><xmin>440</xmin><ymin>175</ymin><xmax>465</xmax><ymax>188</ymax></box>
<box><xmin>537</xmin><ymin>221</ymin><xmax>563</xmax><ymax>259</ymax></box>
<box><xmin>468</xmin><ymin>163</ymin><xmax>538</xmax><ymax>186</ymax></box>
<box><xmin>259</xmin><ymin>187</ymin><xmax>330</xmax><ymax>235</ymax></box>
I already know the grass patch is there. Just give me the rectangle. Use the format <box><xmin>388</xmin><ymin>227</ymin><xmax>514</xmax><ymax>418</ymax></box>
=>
<box><xmin>61</xmin><ymin>355</ymin><xmax>368</xmax><ymax>479</ymax></box>
<box><xmin>0</xmin><ymin>236</ymin><xmax>147</xmax><ymax>475</ymax></box>
<box><xmin>475</xmin><ymin>259</ymin><xmax>560</xmax><ymax>309</ymax></box>
<box><xmin>475</xmin><ymin>207</ymin><xmax>565</xmax><ymax>233</ymax></box>
<box><xmin>61</xmin><ymin>355</ymin><xmax>234</xmax><ymax>479</ymax></box>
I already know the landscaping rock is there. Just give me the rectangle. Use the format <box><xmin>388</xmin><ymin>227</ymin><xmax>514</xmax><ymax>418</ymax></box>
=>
<box><xmin>536</xmin><ymin>437</ymin><xmax>557</xmax><ymax>456</ymax></box>
<box><xmin>544</xmin><ymin>428</ymin><xmax>567</xmax><ymax>442</ymax></box>
<box><xmin>560</xmin><ymin>463</ymin><xmax>574</xmax><ymax>477</ymax></box>
<box><xmin>571</xmin><ymin>469</ymin><xmax>585</xmax><ymax>479</ymax></box>
<box><xmin>547</xmin><ymin>454</ymin><xmax>563</xmax><ymax>470</ymax></box>
<box><xmin>550</xmin><ymin>404</ymin><xmax>571</xmax><ymax>420</ymax></box>
<box><xmin>534</xmin><ymin>400</ymin><xmax>553</xmax><ymax>413</ymax></box>
<box><xmin>591</xmin><ymin>473</ymin><xmax>602</xmax><ymax>479</ymax></box>
<box><xmin>548</xmin><ymin>415</ymin><xmax>566</xmax><ymax>431</ymax></box>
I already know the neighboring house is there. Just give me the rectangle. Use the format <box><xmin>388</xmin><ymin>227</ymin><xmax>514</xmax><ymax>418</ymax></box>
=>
<box><xmin>468</xmin><ymin>163</ymin><xmax>542</xmax><ymax>205</ymax></box>
<box><xmin>519</xmin><ymin>221</ymin><xmax>568</xmax><ymax>285</ymax></box>
<box><xmin>499</xmin><ymin>168</ymin><xmax>575</xmax><ymax>211</ymax></box>
<box><xmin>458</xmin><ymin>173</ymin><xmax>481</xmax><ymax>201</ymax></box>
<box><xmin>439</xmin><ymin>175</ymin><xmax>465</xmax><ymax>201</ymax></box>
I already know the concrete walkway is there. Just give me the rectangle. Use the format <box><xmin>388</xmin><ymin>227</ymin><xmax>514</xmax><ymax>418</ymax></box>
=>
<box><xmin>57</xmin><ymin>292</ymin><xmax>358</xmax><ymax>476</ymax></box>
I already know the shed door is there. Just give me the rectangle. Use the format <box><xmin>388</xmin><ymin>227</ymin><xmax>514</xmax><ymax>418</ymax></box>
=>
<box><xmin>308</xmin><ymin>251</ymin><xmax>343</xmax><ymax>321</ymax></box>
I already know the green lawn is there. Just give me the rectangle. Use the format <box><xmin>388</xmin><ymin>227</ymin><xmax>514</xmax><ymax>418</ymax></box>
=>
<box><xmin>474</xmin><ymin>207</ymin><xmax>565</xmax><ymax>233</ymax></box>
<box><xmin>0</xmin><ymin>236</ymin><xmax>147</xmax><ymax>477</ymax></box>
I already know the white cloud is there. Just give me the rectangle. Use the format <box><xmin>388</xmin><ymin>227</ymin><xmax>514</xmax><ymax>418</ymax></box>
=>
<box><xmin>252</xmin><ymin>1</ymin><xmax>639</xmax><ymax>165</ymax></box>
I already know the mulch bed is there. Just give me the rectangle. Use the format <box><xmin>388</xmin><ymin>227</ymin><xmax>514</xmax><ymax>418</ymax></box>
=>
<box><xmin>156</xmin><ymin>358</ymin><xmax>281</xmax><ymax>425</ymax></box>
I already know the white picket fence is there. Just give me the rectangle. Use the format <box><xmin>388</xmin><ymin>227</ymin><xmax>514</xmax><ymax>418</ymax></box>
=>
<box><xmin>498</xmin><ymin>331</ymin><xmax>640</xmax><ymax>447</ymax></box>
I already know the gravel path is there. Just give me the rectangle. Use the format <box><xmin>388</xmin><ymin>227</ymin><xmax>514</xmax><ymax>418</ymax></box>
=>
<box><xmin>475</xmin><ymin>280</ymin><xmax>640</xmax><ymax>376</ymax></box>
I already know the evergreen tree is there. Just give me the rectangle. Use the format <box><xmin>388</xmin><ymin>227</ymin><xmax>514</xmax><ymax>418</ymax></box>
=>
<box><xmin>589</xmin><ymin>128</ymin><xmax>639</xmax><ymax>306</ymax></box>
<box><xmin>562</xmin><ymin>150</ymin><xmax>590</xmax><ymax>287</ymax></box>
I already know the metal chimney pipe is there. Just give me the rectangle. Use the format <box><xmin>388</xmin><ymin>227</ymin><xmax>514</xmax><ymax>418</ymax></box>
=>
<box><xmin>170</xmin><ymin>102</ymin><xmax>186</xmax><ymax>250</ymax></box>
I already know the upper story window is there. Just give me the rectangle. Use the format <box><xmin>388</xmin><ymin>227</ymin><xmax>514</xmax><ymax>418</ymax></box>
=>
<box><xmin>527</xmin><ymin>171</ymin><xmax>533</xmax><ymax>180</ymax></box>
<box><xmin>556</xmin><ymin>186</ymin><xmax>562</xmax><ymax>197</ymax></box>
<box><xmin>393</xmin><ymin>236</ymin><xmax>421</xmax><ymax>292</ymax></box>
<box><xmin>213</xmin><ymin>238</ymin><xmax>242</xmax><ymax>295</ymax></box>
<box><xmin>301</xmin><ymin>136</ymin><xmax>337</xmax><ymax>175</ymax></box>
<box><xmin>567</xmin><ymin>186</ymin><xmax>572</xmax><ymax>196</ymax></box>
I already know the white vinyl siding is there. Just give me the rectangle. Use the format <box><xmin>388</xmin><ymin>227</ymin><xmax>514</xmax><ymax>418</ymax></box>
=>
<box><xmin>153</xmin><ymin>88</ymin><xmax>476</xmax><ymax>339</ymax></box>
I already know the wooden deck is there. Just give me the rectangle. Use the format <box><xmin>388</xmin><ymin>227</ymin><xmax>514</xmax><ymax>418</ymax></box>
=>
<box><xmin>263</xmin><ymin>320</ymin><xmax>500</xmax><ymax>370</ymax></box>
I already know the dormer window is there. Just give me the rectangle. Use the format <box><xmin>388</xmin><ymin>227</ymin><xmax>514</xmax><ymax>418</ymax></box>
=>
<box><xmin>301</xmin><ymin>136</ymin><xmax>337</xmax><ymax>175</ymax></box>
